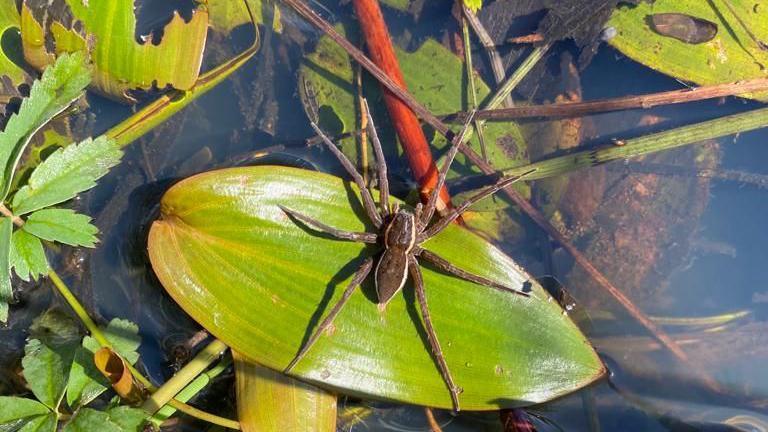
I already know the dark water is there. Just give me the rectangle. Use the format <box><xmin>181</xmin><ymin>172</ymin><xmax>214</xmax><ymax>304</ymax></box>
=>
<box><xmin>3</xmin><ymin>1</ymin><xmax>768</xmax><ymax>431</ymax></box>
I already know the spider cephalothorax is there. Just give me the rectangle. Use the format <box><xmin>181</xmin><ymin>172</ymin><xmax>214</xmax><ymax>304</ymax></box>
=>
<box><xmin>281</xmin><ymin>101</ymin><xmax>533</xmax><ymax>411</ymax></box>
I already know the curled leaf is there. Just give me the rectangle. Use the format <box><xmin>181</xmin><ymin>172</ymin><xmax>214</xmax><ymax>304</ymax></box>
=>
<box><xmin>93</xmin><ymin>347</ymin><xmax>145</xmax><ymax>404</ymax></box>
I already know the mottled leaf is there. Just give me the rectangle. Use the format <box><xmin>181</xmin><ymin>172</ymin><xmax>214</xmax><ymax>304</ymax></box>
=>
<box><xmin>21</xmin><ymin>0</ymin><xmax>208</xmax><ymax>101</ymax></box>
<box><xmin>10</xmin><ymin>228</ymin><xmax>48</xmax><ymax>281</ymax></box>
<box><xmin>0</xmin><ymin>52</ymin><xmax>89</xmax><ymax>202</ymax></box>
<box><xmin>23</xmin><ymin>209</ymin><xmax>98</xmax><ymax>247</ymax></box>
<box><xmin>12</xmin><ymin>136</ymin><xmax>123</xmax><ymax>215</ymax></box>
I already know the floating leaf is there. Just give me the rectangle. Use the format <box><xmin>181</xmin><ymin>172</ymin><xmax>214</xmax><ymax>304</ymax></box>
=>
<box><xmin>0</xmin><ymin>217</ymin><xmax>11</xmax><ymax>322</ymax></box>
<box><xmin>93</xmin><ymin>348</ymin><xmax>145</xmax><ymax>404</ymax></box>
<box><xmin>20</xmin><ymin>0</ymin><xmax>208</xmax><ymax>101</ymax></box>
<box><xmin>10</xmin><ymin>228</ymin><xmax>48</xmax><ymax>281</ymax></box>
<box><xmin>608</xmin><ymin>0</ymin><xmax>768</xmax><ymax>100</ymax></box>
<box><xmin>148</xmin><ymin>166</ymin><xmax>604</xmax><ymax>410</ymax></box>
<box><xmin>23</xmin><ymin>209</ymin><xmax>99</xmax><ymax>247</ymax></box>
<box><xmin>0</xmin><ymin>52</ymin><xmax>89</xmax><ymax>202</ymax></box>
<box><xmin>648</xmin><ymin>13</ymin><xmax>718</xmax><ymax>44</ymax></box>
<box><xmin>235</xmin><ymin>352</ymin><xmax>337</xmax><ymax>432</ymax></box>
<box><xmin>12</xmin><ymin>136</ymin><xmax>123</xmax><ymax>215</ymax></box>
<box><xmin>0</xmin><ymin>396</ymin><xmax>50</xmax><ymax>424</ymax></box>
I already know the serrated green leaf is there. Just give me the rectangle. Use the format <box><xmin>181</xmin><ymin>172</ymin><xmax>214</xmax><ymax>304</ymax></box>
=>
<box><xmin>0</xmin><ymin>217</ymin><xmax>11</xmax><ymax>323</ymax></box>
<box><xmin>0</xmin><ymin>52</ymin><xmax>90</xmax><ymax>202</ymax></box>
<box><xmin>23</xmin><ymin>209</ymin><xmax>98</xmax><ymax>247</ymax></box>
<box><xmin>17</xmin><ymin>412</ymin><xmax>56</xmax><ymax>432</ymax></box>
<box><xmin>0</xmin><ymin>397</ymin><xmax>49</xmax><ymax>423</ymax></box>
<box><xmin>62</xmin><ymin>408</ymin><xmax>121</xmax><ymax>432</ymax></box>
<box><xmin>10</xmin><ymin>228</ymin><xmax>48</xmax><ymax>281</ymax></box>
<box><xmin>12</xmin><ymin>136</ymin><xmax>122</xmax><ymax>215</ymax></box>
<box><xmin>21</xmin><ymin>339</ymin><xmax>68</xmax><ymax>410</ymax></box>
<box><xmin>104</xmin><ymin>407</ymin><xmax>148</xmax><ymax>432</ymax></box>
<box><xmin>103</xmin><ymin>319</ymin><xmax>141</xmax><ymax>364</ymax></box>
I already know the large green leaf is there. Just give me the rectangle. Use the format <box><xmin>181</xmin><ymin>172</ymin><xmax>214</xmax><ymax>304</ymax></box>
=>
<box><xmin>608</xmin><ymin>0</ymin><xmax>768</xmax><ymax>100</ymax></box>
<box><xmin>148</xmin><ymin>166</ymin><xmax>604</xmax><ymax>410</ymax></box>
<box><xmin>20</xmin><ymin>0</ymin><xmax>208</xmax><ymax>102</ymax></box>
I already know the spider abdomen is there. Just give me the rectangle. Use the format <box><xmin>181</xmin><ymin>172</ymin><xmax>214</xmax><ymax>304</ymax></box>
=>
<box><xmin>374</xmin><ymin>249</ymin><xmax>409</xmax><ymax>306</ymax></box>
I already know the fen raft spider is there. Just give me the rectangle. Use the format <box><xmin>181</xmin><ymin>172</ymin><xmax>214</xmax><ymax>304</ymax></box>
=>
<box><xmin>281</xmin><ymin>99</ymin><xmax>534</xmax><ymax>411</ymax></box>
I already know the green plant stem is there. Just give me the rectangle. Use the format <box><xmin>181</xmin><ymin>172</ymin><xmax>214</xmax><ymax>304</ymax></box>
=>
<box><xmin>143</xmin><ymin>339</ymin><xmax>229</xmax><ymax>414</ymax></box>
<box><xmin>484</xmin><ymin>45</ymin><xmax>548</xmax><ymax>110</ymax></box>
<box><xmin>48</xmin><ymin>269</ymin><xmax>111</xmax><ymax>347</ymax></box>
<box><xmin>456</xmin><ymin>44</ymin><xmax>549</xmax><ymax>147</ymax></box>
<box><xmin>48</xmin><ymin>267</ymin><xmax>239</xmax><ymax>428</ymax></box>
<box><xmin>153</xmin><ymin>355</ymin><xmax>232</xmax><ymax>424</ymax></box>
<box><xmin>462</xmin><ymin>17</ymin><xmax>488</xmax><ymax>161</ymax></box>
<box><xmin>501</xmin><ymin>106</ymin><xmax>768</xmax><ymax>179</ymax></box>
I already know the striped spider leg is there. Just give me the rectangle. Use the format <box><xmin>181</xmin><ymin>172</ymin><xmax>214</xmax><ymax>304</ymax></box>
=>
<box><xmin>281</xmin><ymin>99</ymin><xmax>533</xmax><ymax>411</ymax></box>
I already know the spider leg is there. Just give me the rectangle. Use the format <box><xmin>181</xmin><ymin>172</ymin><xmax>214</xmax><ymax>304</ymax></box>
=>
<box><xmin>416</xmin><ymin>248</ymin><xmax>529</xmax><ymax>297</ymax></box>
<box><xmin>285</xmin><ymin>257</ymin><xmax>374</xmax><ymax>372</ymax></box>
<box><xmin>419</xmin><ymin>168</ymin><xmax>536</xmax><ymax>242</ymax></box>
<box><xmin>280</xmin><ymin>206</ymin><xmax>378</xmax><ymax>243</ymax></box>
<box><xmin>419</xmin><ymin>110</ymin><xmax>477</xmax><ymax>229</ymax></box>
<box><xmin>408</xmin><ymin>255</ymin><xmax>462</xmax><ymax>412</ymax></box>
<box><xmin>362</xmin><ymin>98</ymin><xmax>390</xmax><ymax>218</ymax></box>
<box><xmin>310</xmin><ymin>122</ymin><xmax>383</xmax><ymax>228</ymax></box>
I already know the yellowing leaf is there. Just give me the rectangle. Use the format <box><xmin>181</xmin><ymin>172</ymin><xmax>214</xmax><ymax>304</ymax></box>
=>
<box><xmin>20</xmin><ymin>0</ymin><xmax>209</xmax><ymax>101</ymax></box>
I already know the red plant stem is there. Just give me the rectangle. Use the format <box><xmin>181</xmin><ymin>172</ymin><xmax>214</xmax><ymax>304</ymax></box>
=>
<box><xmin>351</xmin><ymin>0</ymin><xmax>452</xmax><ymax>209</ymax></box>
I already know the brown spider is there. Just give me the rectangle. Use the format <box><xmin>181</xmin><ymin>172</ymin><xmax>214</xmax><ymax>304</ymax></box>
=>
<box><xmin>281</xmin><ymin>100</ymin><xmax>533</xmax><ymax>411</ymax></box>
